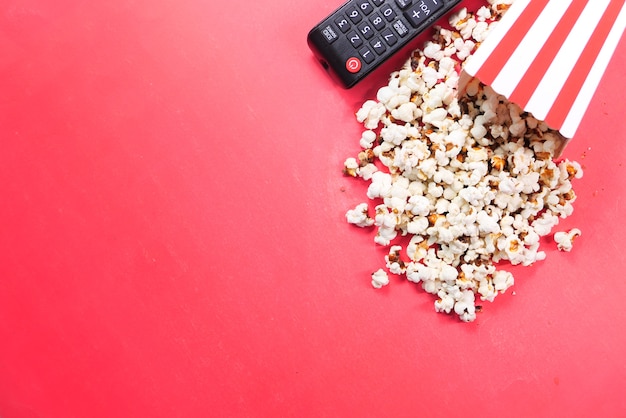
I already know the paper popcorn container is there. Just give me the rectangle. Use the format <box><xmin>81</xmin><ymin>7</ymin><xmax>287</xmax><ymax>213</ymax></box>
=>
<box><xmin>460</xmin><ymin>0</ymin><xmax>626</xmax><ymax>148</ymax></box>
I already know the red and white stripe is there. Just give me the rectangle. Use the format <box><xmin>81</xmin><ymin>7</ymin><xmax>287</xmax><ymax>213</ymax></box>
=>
<box><xmin>462</xmin><ymin>0</ymin><xmax>626</xmax><ymax>138</ymax></box>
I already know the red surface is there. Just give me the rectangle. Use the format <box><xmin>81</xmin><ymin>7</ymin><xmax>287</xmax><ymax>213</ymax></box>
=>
<box><xmin>1</xmin><ymin>0</ymin><xmax>626</xmax><ymax>417</ymax></box>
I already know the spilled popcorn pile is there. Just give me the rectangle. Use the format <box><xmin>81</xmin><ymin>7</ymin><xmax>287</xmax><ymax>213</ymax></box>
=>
<box><xmin>344</xmin><ymin>0</ymin><xmax>583</xmax><ymax>322</ymax></box>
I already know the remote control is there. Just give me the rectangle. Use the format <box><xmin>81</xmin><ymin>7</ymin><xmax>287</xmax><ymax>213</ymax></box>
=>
<box><xmin>307</xmin><ymin>0</ymin><xmax>462</xmax><ymax>88</ymax></box>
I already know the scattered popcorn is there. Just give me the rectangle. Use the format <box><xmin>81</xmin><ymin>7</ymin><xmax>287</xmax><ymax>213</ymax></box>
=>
<box><xmin>360</xmin><ymin>130</ymin><xmax>377</xmax><ymax>149</ymax></box>
<box><xmin>343</xmin><ymin>157</ymin><xmax>359</xmax><ymax>177</ymax></box>
<box><xmin>371</xmin><ymin>269</ymin><xmax>390</xmax><ymax>289</ymax></box>
<box><xmin>346</xmin><ymin>203</ymin><xmax>375</xmax><ymax>228</ymax></box>
<box><xmin>385</xmin><ymin>245</ymin><xmax>406</xmax><ymax>275</ymax></box>
<box><xmin>356</xmin><ymin>100</ymin><xmax>386</xmax><ymax>130</ymax></box>
<box><xmin>554</xmin><ymin>228</ymin><xmax>582</xmax><ymax>252</ymax></box>
<box><xmin>344</xmin><ymin>1</ymin><xmax>584</xmax><ymax>322</ymax></box>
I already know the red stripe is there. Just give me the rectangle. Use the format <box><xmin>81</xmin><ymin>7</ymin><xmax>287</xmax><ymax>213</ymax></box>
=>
<box><xmin>545</xmin><ymin>0</ymin><xmax>626</xmax><ymax>130</ymax></box>
<box><xmin>475</xmin><ymin>0</ymin><xmax>550</xmax><ymax>86</ymax></box>
<box><xmin>509</xmin><ymin>0</ymin><xmax>589</xmax><ymax>108</ymax></box>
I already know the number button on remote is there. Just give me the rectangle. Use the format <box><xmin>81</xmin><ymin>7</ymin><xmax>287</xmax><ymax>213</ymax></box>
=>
<box><xmin>370</xmin><ymin>13</ymin><xmax>385</xmax><ymax>31</ymax></box>
<box><xmin>380</xmin><ymin>28</ymin><xmax>398</xmax><ymax>46</ymax></box>
<box><xmin>371</xmin><ymin>38</ymin><xmax>386</xmax><ymax>55</ymax></box>
<box><xmin>358</xmin><ymin>22</ymin><xmax>375</xmax><ymax>40</ymax></box>
<box><xmin>347</xmin><ymin>31</ymin><xmax>364</xmax><ymax>48</ymax></box>
<box><xmin>380</xmin><ymin>5</ymin><xmax>397</xmax><ymax>22</ymax></box>
<box><xmin>335</xmin><ymin>17</ymin><xmax>351</xmax><ymax>33</ymax></box>
<box><xmin>346</xmin><ymin>7</ymin><xmax>363</xmax><ymax>24</ymax></box>
<box><xmin>359</xmin><ymin>46</ymin><xmax>375</xmax><ymax>64</ymax></box>
<box><xmin>356</xmin><ymin>0</ymin><xmax>374</xmax><ymax>16</ymax></box>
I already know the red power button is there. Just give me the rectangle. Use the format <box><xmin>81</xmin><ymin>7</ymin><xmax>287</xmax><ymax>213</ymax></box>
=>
<box><xmin>346</xmin><ymin>57</ymin><xmax>362</xmax><ymax>73</ymax></box>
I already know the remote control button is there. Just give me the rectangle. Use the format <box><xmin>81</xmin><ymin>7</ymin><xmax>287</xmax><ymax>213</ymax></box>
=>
<box><xmin>346</xmin><ymin>7</ymin><xmax>363</xmax><ymax>24</ymax></box>
<box><xmin>395</xmin><ymin>0</ymin><xmax>413</xmax><ymax>10</ymax></box>
<box><xmin>371</xmin><ymin>0</ymin><xmax>384</xmax><ymax>6</ymax></box>
<box><xmin>371</xmin><ymin>38</ymin><xmax>387</xmax><ymax>55</ymax></box>
<box><xmin>347</xmin><ymin>30</ymin><xmax>364</xmax><ymax>48</ymax></box>
<box><xmin>321</xmin><ymin>25</ymin><xmax>338</xmax><ymax>44</ymax></box>
<box><xmin>380</xmin><ymin>5</ymin><xmax>397</xmax><ymax>22</ymax></box>
<box><xmin>346</xmin><ymin>57</ymin><xmax>362</xmax><ymax>73</ymax></box>
<box><xmin>334</xmin><ymin>17</ymin><xmax>351</xmax><ymax>33</ymax></box>
<box><xmin>392</xmin><ymin>19</ymin><xmax>410</xmax><ymax>37</ymax></box>
<box><xmin>405</xmin><ymin>0</ymin><xmax>443</xmax><ymax>28</ymax></box>
<box><xmin>357</xmin><ymin>22</ymin><xmax>375</xmax><ymax>40</ymax></box>
<box><xmin>380</xmin><ymin>28</ymin><xmax>398</xmax><ymax>46</ymax></box>
<box><xmin>359</xmin><ymin>46</ymin><xmax>375</xmax><ymax>64</ymax></box>
<box><xmin>356</xmin><ymin>0</ymin><xmax>374</xmax><ymax>16</ymax></box>
<box><xmin>370</xmin><ymin>13</ymin><xmax>385</xmax><ymax>31</ymax></box>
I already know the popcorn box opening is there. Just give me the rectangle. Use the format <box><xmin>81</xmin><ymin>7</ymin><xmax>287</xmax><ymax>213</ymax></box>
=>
<box><xmin>459</xmin><ymin>0</ymin><xmax>626</xmax><ymax>154</ymax></box>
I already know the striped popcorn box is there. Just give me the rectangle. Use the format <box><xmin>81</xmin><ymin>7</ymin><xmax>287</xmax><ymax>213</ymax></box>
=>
<box><xmin>460</xmin><ymin>0</ymin><xmax>626</xmax><ymax>151</ymax></box>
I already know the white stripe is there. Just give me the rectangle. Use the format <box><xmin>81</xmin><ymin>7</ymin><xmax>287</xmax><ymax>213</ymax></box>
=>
<box><xmin>525</xmin><ymin>0</ymin><xmax>610</xmax><ymax>122</ymax></box>
<box><xmin>561</xmin><ymin>3</ymin><xmax>626</xmax><ymax>138</ymax></box>
<box><xmin>491</xmin><ymin>0</ymin><xmax>573</xmax><ymax>98</ymax></box>
<box><xmin>462</xmin><ymin>0</ymin><xmax>531</xmax><ymax>76</ymax></box>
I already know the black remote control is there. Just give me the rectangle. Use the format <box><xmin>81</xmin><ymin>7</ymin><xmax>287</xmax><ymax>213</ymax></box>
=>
<box><xmin>307</xmin><ymin>0</ymin><xmax>462</xmax><ymax>88</ymax></box>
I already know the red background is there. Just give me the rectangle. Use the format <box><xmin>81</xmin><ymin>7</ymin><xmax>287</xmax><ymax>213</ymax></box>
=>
<box><xmin>1</xmin><ymin>0</ymin><xmax>625</xmax><ymax>417</ymax></box>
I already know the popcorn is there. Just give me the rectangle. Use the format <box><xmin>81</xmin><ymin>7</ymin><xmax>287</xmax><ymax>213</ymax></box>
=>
<box><xmin>381</xmin><ymin>123</ymin><xmax>409</xmax><ymax>146</ymax></box>
<box><xmin>357</xmin><ymin>163</ymin><xmax>378</xmax><ymax>181</ymax></box>
<box><xmin>434</xmin><ymin>290</ymin><xmax>456</xmax><ymax>314</ymax></box>
<box><xmin>371</xmin><ymin>269</ymin><xmax>390</xmax><ymax>289</ymax></box>
<box><xmin>532</xmin><ymin>212</ymin><xmax>560</xmax><ymax>237</ymax></box>
<box><xmin>344</xmin><ymin>2</ymin><xmax>583</xmax><ymax>322</ymax></box>
<box><xmin>346</xmin><ymin>203</ymin><xmax>374</xmax><ymax>228</ymax></box>
<box><xmin>392</xmin><ymin>102</ymin><xmax>420</xmax><ymax>123</ymax></box>
<box><xmin>360</xmin><ymin>130</ymin><xmax>377</xmax><ymax>149</ymax></box>
<box><xmin>471</xmin><ymin>21</ymin><xmax>490</xmax><ymax>43</ymax></box>
<box><xmin>373</xmin><ymin>204</ymin><xmax>398</xmax><ymax>246</ymax></box>
<box><xmin>476</xmin><ymin>211</ymin><xmax>500</xmax><ymax>234</ymax></box>
<box><xmin>356</xmin><ymin>100</ymin><xmax>386</xmax><ymax>130</ymax></box>
<box><xmin>454</xmin><ymin>38</ymin><xmax>476</xmax><ymax>61</ymax></box>
<box><xmin>367</xmin><ymin>171</ymin><xmax>393</xmax><ymax>199</ymax></box>
<box><xmin>385</xmin><ymin>246</ymin><xmax>406</xmax><ymax>275</ymax></box>
<box><xmin>423</xmin><ymin>41</ymin><xmax>445</xmax><ymax>61</ymax></box>
<box><xmin>476</xmin><ymin>6</ymin><xmax>493</xmax><ymax>21</ymax></box>
<box><xmin>454</xmin><ymin>290</ymin><xmax>477</xmax><ymax>322</ymax></box>
<box><xmin>493</xmin><ymin>270</ymin><xmax>514</xmax><ymax>292</ymax></box>
<box><xmin>554</xmin><ymin>228</ymin><xmax>582</xmax><ymax>252</ymax></box>
<box><xmin>343</xmin><ymin>157</ymin><xmax>359</xmax><ymax>177</ymax></box>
